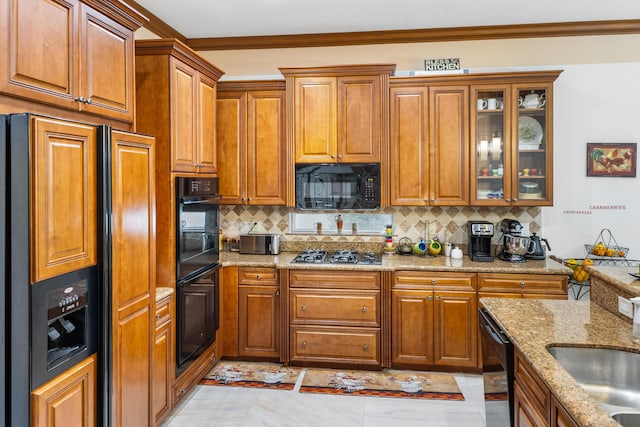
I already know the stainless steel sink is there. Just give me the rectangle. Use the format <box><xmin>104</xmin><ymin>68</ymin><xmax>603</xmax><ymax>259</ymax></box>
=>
<box><xmin>547</xmin><ymin>346</ymin><xmax>640</xmax><ymax>411</ymax></box>
<box><xmin>612</xmin><ymin>412</ymin><xmax>640</xmax><ymax>427</ymax></box>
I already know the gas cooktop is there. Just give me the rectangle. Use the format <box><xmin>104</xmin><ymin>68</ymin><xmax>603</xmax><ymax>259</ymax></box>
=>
<box><xmin>291</xmin><ymin>249</ymin><xmax>382</xmax><ymax>265</ymax></box>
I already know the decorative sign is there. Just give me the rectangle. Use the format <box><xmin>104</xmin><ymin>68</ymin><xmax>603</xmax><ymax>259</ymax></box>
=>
<box><xmin>586</xmin><ymin>143</ymin><xmax>637</xmax><ymax>177</ymax></box>
<box><xmin>424</xmin><ymin>58</ymin><xmax>460</xmax><ymax>72</ymax></box>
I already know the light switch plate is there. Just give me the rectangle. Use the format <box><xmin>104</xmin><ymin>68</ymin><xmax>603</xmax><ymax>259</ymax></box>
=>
<box><xmin>618</xmin><ymin>296</ymin><xmax>633</xmax><ymax>318</ymax></box>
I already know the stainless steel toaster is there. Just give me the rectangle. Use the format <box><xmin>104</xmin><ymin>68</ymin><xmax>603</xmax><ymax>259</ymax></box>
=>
<box><xmin>239</xmin><ymin>234</ymin><xmax>281</xmax><ymax>255</ymax></box>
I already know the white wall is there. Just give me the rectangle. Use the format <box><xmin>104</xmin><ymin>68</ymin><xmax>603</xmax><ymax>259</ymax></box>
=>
<box><xmin>543</xmin><ymin>63</ymin><xmax>640</xmax><ymax>260</ymax></box>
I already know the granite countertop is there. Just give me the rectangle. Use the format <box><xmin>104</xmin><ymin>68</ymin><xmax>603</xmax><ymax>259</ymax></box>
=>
<box><xmin>587</xmin><ymin>265</ymin><xmax>640</xmax><ymax>294</ymax></box>
<box><xmin>220</xmin><ymin>251</ymin><xmax>572</xmax><ymax>274</ymax></box>
<box><xmin>481</xmin><ymin>297</ymin><xmax>639</xmax><ymax>427</ymax></box>
<box><xmin>156</xmin><ymin>286</ymin><xmax>174</xmax><ymax>302</ymax></box>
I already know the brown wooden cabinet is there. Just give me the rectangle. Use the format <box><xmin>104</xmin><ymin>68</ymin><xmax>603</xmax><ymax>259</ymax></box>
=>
<box><xmin>238</xmin><ymin>267</ymin><xmax>281</xmax><ymax>358</ymax></box>
<box><xmin>391</xmin><ymin>271</ymin><xmax>477</xmax><ymax>368</ymax></box>
<box><xmin>31</xmin><ymin>354</ymin><xmax>97</xmax><ymax>427</ymax></box>
<box><xmin>389</xmin><ymin>84</ymin><xmax>469</xmax><ymax>206</ymax></box>
<box><xmin>152</xmin><ymin>293</ymin><xmax>173</xmax><ymax>425</ymax></box>
<box><xmin>477</xmin><ymin>273</ymin><xmax>568</xmax><ymax>299</ymax></box>
<box><xmin>0</xmin><ymin>0</ymin><xmax>144</xmax><ymax>123</ymax></box>
<box><xmin>287</xmin><ymin>269</ymin><xmax>382</xmax><ymax>367</ymax></box>
<box><xmin>135</xmin><ymin>39</ymin><xmax>224</xmax><ymax>175</ymax></box>
<box><xmin>469</xmin><ymin>72</ymin><xmax>561</xmax><ymax>206</ymax></box>
<box><xmin>172</xmin><ymin>341</ymin><xmax>217</xmax><ymax>405</ymax></box>
<box><xmin>551</xmin><ymin>395</ymin><xmax>580</xmax><ymax>427</ymax></box>
<box><xmin>281</xmin><ymin>65</ymin><xmax>394</xmax><ymax>164</ymax></box>
<box><xmin>30</xmin><ymin>116</ymin><xmax>97</xmax><ymax>283</ymax></box>
<box><xmin>217</xmin><ymin>81</ymin><xmax>286</xmax><ymax>205</ymax></box>
<box><xmin>109</xmin><ymin>130</ymin><xmax>155</xmax><ymax>427</ymax></box>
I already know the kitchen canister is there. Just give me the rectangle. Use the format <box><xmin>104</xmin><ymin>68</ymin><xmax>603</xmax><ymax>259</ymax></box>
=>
<box><xmin>451</xmin><ymin>246</ymin><xmax>463</xmax><ymax>259</ymax></box>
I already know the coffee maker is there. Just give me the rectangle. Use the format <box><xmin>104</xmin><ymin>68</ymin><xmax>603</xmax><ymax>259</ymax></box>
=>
<box><xmin>497</xmin><ymin>219</ymin><xmax>528</xmax><ymax>263</ymax></box>
<box><xmin>468</xmin><ymin>221</ymin><xmax>494</xmax><ymax>262</ymax></box>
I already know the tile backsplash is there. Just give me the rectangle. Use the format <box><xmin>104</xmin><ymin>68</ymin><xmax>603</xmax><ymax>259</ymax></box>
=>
<box><xmin>220</xmin><ymin>205</ymin><xmax>541</xmax><ymax>250</ymax></box>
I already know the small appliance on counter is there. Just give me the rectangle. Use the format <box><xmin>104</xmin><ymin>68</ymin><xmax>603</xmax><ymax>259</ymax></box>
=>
<box><xmin>239</xmin><ymin>234</ymin><xmax>281</xmax><ymax>255</ymax></box>
<box><xmin>468</xmin><ymin>221</ymin><xmax>494</xmax><ymax>262</ymax></box>
<box><xmin>526</xmin><ymin>232</ymin><xmax>551</xmax><ymax>260</ymax></box>
<box><xmin>497</xmin><ymin>219</ymin><xmax>530</xmax><ymax>263</ymax></box>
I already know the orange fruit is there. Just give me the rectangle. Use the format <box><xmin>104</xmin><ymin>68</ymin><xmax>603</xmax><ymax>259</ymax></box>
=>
<box><xmin>618</xmin><ymin>251</ymin><xmax>625</xmax><ymax>257</ymax></box>
<box><xmin>581</xmin><ymin>259</ymin><xmax>594</xmax><ymax>266</ymax></box>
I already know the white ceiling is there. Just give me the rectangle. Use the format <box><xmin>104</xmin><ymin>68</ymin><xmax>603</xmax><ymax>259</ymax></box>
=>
<box><xmin>133</xmin><ymin>0</ymin><xmax>640</xmax><ymax>39</ymax></box>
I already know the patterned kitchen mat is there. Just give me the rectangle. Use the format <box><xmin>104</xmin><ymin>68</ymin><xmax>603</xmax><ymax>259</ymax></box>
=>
<box><xmin>483</xmin><ymin>371</ymin><xmax>509</xmax><ymax>401</ymax></box>
<box><xmin>200</xmin><ymin>361</ymin><xmax>302</xmax><ymax>390</ymax></box>
<box><xmin>299</xmin><ymin>368</ymin><xmax>464</xmax><ymax>400</ymax></box>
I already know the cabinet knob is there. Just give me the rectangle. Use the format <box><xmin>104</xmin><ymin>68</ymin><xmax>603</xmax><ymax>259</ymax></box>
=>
<box><xmin>362</xmin><ymin>344</ymin><xmax>368</xmax><ymax>351</ymax></box>
<box><xmin>275</xmin><ymin>289</ymin><xmax>280</xmax><ymax>296</ymax></box>
<box><xmin>156</xmin><ymin>314</ymin><xmax>161</xmax><ymax>319</ymax></box>
<box><xmin>506</xmin><ymin>198</ymin><xmax>511</xmax><ymax>202</ymax></box>
<box><xmin>431</xmin><ymin>198</ymin><xmax>435</xmax><ymax>202</ymax></box>
<box><xmin>337</xmin><ymin>155</ymin><xmax>342</xmax><ymax>159</ymax></box>
<box><xmin>520</xmin><ymin>281</ymin><xmax>526</xmax><ymax>287</ymax></box>
<box><xmin>256</xmin><ymin>274</ymin><xmax>261</xmax><ymax>280</ymax></box>
<box><xmin>301</xmin><ymin>341</ymin><xmax>307</xmax><ymax>349</ymax></box>
<box><xmin>513</xmin><ymin>198</ymin><xmax>518</xmax><ymax>202</ymax></box>
<box><xmin>431</xmin><ymin>279</ymin><xmax>436</xmax><ymax>285</ymax></box>
<box><xmin>361</xmin><ymin>306</ymin><xmax>367</xmax><ymax>312</ymax></box>
<box><xmin>428</xmin><ymin>295</ymin><xmax>433</xmax><ymax>301</ymax></box>
<box><xmin>301</xmin><ymin>304</ymin><xmax>306</xmax><ymax>311</ymax></box>
<box><xmin>435</xmin><ymin>295</ymin><xmax>440</xmax><ymax>301</ymax></box>
<box><xmin>85</xmin><ymin>97</ymin><xmax>92</xmax><ymax>104</ymax></box>
<box><xmin>330</xmin><ymin>155</ymin><xmax>335</xmax><ymax>159</ymax></box>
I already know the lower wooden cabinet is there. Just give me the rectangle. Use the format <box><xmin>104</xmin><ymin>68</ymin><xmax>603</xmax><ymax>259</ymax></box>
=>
<box><xmin>287</xmin><ymin>269</ymin><xmax>382</xmax><ymax>367</ymax></box>
<box><xmin>477</xmin><ymin>273</ymin><xmax>568</xmax><ymax>299</ymax></box>
<box><xmin>238</xmin><ymin>279</ymin><xmax>280</xmax><ymax>358</ymax></box>
<box><xmin>172</xmin><ymin>341</ymin><xmax>217</xmax><ymax>405</ymax></box>
<box><xmin>152</xmin><ymin>293</ymin><xmax>174</xmax><ymax>425</ymax></box>
<box><xmin>391</xmin><ymin>271</ymin><xmax>477</xmax><ymax>369</ymax></box>
<box><xmin>514</xmin><ymin>349</ymin><xmax>579</xmax><ymax>427</ymax></box>
<box><xmin>31</xmin><ymin>354</ymin><xmax>96</xmax><ymax>427</ymax></box>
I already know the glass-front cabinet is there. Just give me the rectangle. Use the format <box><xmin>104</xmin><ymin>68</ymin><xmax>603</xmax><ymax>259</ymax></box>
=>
<box><xmin>470</xmin><ymin>81</ymin><xmax>554</xmax><ymax>206</ymax></box>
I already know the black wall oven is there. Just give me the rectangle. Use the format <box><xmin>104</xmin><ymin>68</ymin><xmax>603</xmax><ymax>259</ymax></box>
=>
<box><xmin>175</xmin><ymin>176</ymin><xmax>220</xmax><ymax>374</ymax></box>
<box><xmin>176</xmin><ymin>176</ymin><xmax>220</xmax><ymax>283</ymax></box>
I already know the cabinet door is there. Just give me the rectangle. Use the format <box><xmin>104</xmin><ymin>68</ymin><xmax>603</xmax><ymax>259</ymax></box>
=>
<box><xmin>514</xmin><ymin>381</ymin><xmax>548</xmax><ymax>427</ymax></box>
<box><xmin>293</xmin><ymin>77</ymin><xmax>337</xmax><ymax>163</ymax></box>
<box><xmin>152</xmin><ymin>317</ymin><xmax>171</xmax><ymax>424</ymax></box>
<box><xmin>391</xmin><ymin>289</ymin><xmax>434</xmax><ymax>366</ymax></box>
<box><xmin>433</xmin><ymin>291</ymin><xmax>477</xmax><ymax>367</ymax></box>
<box><xmin>470</xmin><ymin>85</ymin><xmax>512</xmax><ymax>205</ymax></box>
<box><xmin>78</xmin><ymin>3</ymin><xmax>134</xmax><ymax>122</ymax></box>
<box><xmin>247</xmin><ymin>90</ymin><xmax>286</xmax><ymax>205</ymax></box>
<box><xmin>110</xmin><ymin>131</ymin><xmax>155</xmax><ymax>427</ymax></box>
<box><xmin>170</xmin><ymin>59</ymin><xmax>198</xmax><ymax>173</ymax></box>
<box><xmin>337</xmin><ymin>75</ymin><xmax>381</xmax><ymax>162</ymax></box>
<box><xmin>30</xmin><ymin>116</ymin><xmax>97</xmax><ymax>283</ymax></box>
<box><xmin>238</xmin><ymin>285</ymin><xmax>280</xmax><ymax>358</ymax></box>
<box><xmin>551</xmin><ymin>395</ymin><xmax>579</xmax><ymax>427</ymax></box>
<box><xmin>389</xmin><ymin>87</ymin><xmax>429</xmax><ymax>205</ymax></box>
<box><xmin>197</xmin><ymin>73</ymin><xmax>217</xmax><ymax>173</ymax></box>
<box><xmin>216</xmin><ymin>92</ymin><xmax>245</xmax><ymax>204</ymax></box>
<box><xmin>429</xmin><ymin>86</ymin><xmax>469</xmax><ymax>205</ymax></box>
<box><xmin>0</xmin><ymin>0</ymin><xmax>78</xmax><ymax>110</ymax></box>
<box><xmin>511</xmin><ymin>83</ymin><xmax>554</xmax><ymax>206</ymax></box>
<box><xmin>31</xmin><ymin>354</ymin><xmax>96</xmax><ymax>427</ymax></box>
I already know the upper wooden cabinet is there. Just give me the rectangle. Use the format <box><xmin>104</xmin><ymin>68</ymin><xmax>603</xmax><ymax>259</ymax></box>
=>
<box><xmin>469</xmin><ymin>72</ymin><xmax>561</xmax><ymax>206</ymax></box>
<box><xmin>30</xmin><ymin>116</ymin><xmax>97</xmax><ymax>283</ymax></box>
<box><xmin>280</xmin><ymin>64</ymin><xmax>395</xmax><ymax>164</ymax></box>
<box><xmin>389</xmin><ymin>84</ymin><xmax>469</xmax><ymax>206</ymax></box>
<box><xmin>135</xmin><ymin>39</ymin><xmax>224</xmax><ymax>174</ymax></box>
<box><xmin>217</xmin><ymin>81</ymin><xmax>286</xmax><ymax>205</ymax></box>
<box><xmin>0</xmin><ymin>0</ymin><xmax>145</xmax><ymax>123</ymax></box>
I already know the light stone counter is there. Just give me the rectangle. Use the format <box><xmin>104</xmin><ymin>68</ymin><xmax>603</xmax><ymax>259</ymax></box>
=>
<box><xmin>156</xmin><ymin>286</ymin><xmax>174</xmax><ymax>302</ymax></box>
<box><xmin>220</xmin><ymin>251</ymin><xmax>572</xmax><ymax>274</ymax></box>
<box><xmin>481</xmin><ymin>297</ymin><xmax>638</xmax><ymax>427</ymax></box>
<box><xmin>587</xmin><ymin>265</ymin><xmax>640</xmax><ymax>294</ymax></box>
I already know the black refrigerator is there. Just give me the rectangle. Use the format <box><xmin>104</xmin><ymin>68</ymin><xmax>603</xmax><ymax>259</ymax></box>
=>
<box><xmin>0</xmin><ymin>113</ymin><xmax>113</xmax><ymax>426</ymax></box>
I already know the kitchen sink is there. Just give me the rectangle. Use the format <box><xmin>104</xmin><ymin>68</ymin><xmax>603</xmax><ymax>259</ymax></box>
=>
<box><xmin>612</xmin><ymin>412</ymin><xmax>640</xmax><ymax>427</ymax></box>
<box><xmin>547</xmin><ymin>346</ymin><xmax>640</xmax><ymax>414</ymax></box>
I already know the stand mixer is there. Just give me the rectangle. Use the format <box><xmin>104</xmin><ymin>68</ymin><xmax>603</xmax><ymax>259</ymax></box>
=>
<box><xmin>497</xmin><ymin>219</ymin><xmax>530</xmax><ymax>263</ymax></box>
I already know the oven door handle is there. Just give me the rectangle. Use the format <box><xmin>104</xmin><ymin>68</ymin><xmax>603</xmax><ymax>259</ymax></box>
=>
<box><xmin>181</xmin><ymin>196</ymin><xmax>221</xmax><ymax>205</ymax></box>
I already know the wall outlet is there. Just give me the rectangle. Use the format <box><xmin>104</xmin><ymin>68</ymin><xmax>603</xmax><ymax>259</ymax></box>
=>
<box><xmin>618</xmin><ymin>296</ymin><xmax>634</xmax><ymax>318</ymax></box>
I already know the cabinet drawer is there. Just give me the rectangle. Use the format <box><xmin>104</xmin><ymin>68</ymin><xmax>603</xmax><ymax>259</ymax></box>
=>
<box><xmin>290</xmin><ymin>326</ymin><xmax>380</xmax><ymax>365</ymax></box>
<box><xmin>238</xmin><ymin>267</ymin><xmax>279</xmax><ymax>285</ymax></box>
<box><xmin>289</xmin><ymin>270</ymin><xmax>380</xmax><ymax>290</ymax></box>
<box><xmin>394</xmin><ymin>271</ymin><xmax>476</xmax><ymax>291</ymax></box>
<box><xmin>290</xmin><ymin>290</ymin><xmax>379</xmax><ymax>326</ymax></box>
<box><xmin>155</xmin><ymin>296</ymin><xmax>171</xmax><ymax>327</ymax></box>
<box><xmin>478</xmin><ymin>273</ymin><xmax>567</xmax><ymax>295</ymax></box>
<box><xmin>515</xmin><ymin>350</ymin><xmax>550</xmax><ymax>421</ymax></box>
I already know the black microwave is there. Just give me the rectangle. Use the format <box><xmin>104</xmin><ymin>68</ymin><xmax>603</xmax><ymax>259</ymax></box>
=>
<box><xmin>295</xmin><ymin>163</ymin><xmax>380</xmax><ymax>210</ymax></box>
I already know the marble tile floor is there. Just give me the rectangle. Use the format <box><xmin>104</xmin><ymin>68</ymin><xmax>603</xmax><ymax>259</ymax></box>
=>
<box><xmin>161</xmin><ymin>370</ymin><xmax>494</xmax><ymax>427</ymax></box>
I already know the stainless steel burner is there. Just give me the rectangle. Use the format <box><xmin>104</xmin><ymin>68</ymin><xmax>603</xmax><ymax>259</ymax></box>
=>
<box><xmin>292</xmin><ymin>249</ymin><xmax>382</xmax><ymax>265</ymax></box>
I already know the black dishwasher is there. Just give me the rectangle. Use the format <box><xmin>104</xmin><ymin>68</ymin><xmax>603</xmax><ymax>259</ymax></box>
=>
<box><xmin>479</xmin><ymin>307</ymin><xmax>514</xmax><ymax>427</ymax></box>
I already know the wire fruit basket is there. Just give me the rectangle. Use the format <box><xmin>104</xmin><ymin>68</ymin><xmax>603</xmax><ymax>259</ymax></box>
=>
<box><xmin>584</xmin><ymin>228</ymin><xmax>632</xmax><ymax>265</ymax></box>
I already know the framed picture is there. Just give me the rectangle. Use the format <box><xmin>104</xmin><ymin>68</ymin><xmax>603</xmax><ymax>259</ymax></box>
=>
<box><xmin>586</xmin><ymin>143</ymin><xmax>637</xmax><ymax>177</ymax></box>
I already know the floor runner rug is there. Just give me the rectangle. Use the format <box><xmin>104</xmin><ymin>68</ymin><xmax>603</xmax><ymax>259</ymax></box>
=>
<box><xmin>200</xmin><ymin>361</ymin><xmax>302</xmax><ymax>390</ymax></box>
<box><xmin>300</xmin><ymin>368</ymin><xmax>464</xmax><ymax>400</ymax></box>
